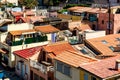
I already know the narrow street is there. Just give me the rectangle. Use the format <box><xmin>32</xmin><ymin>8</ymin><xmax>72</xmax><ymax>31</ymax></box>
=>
<box><xmin>0</xmin><ymin>64</ymin><xmax>22</xmax><ymax>80</ymax></box>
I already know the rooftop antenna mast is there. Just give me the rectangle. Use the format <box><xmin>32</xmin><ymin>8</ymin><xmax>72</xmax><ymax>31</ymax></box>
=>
<box><xmin>108</xmin><ymin>0</ymin><xmax>111</xmax><ymax>34</ymax></box>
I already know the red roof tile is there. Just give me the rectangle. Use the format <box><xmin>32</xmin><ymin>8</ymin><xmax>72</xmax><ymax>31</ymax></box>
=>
<box><xmin>13</xmin><ymin>46</ymin><xmax>42</xmax><ymax>59</ymax></box>
<box><xmin>11</xmin><ymin>12</ymin><xmax>23</xmax><ymax>16</ymax></box>
<box><xmin>30</xmin><ymin>16</ymin><xmax>46</xmax><ymax>23</ymax></box>
<box><xmin>35</xmin><ymin>25</ymin><xmax>60</xmax><ymax>33</ymax></box>
<box><xmin>68</xmin><ymin>6</ymin><xmax>83</xmax><ymax>11</ymax></box>
<box><xmin>43</xmin><ymin>42</ymin><xmax>76</xmax><ymax>58</ymax></box>
<box><xmin>69</xmin><ymin>22</ymin><xmax>91</xmax><ymax>31</ymax></box>
<box><xmin>20</xmin><ymin>17</ymin><xmax>31</xmax><ymax>23</ymax></box>
<box><xmin>25</xmin><ymin>11</ymin><xmax>35</xmax><ymax>16</ymax></box>
<box><xmin>9</xmin><ymin>29</ymin><xmax>36</xmax><ymax>36</ymax></box>
<box><xmin>68</xmin><ymin>6</ymin><xmax>108</xmax><ymax>13</ymax></box>
<box><xmin>68</xmin><ymin>6</ymin><xmax>107</xmax><ymax>13</ymax></box>
<box><xmin>55</xmin><ymin>50</ymin><xmax>97</xmax><ymax>67</ymax></box>
<box><xmin>80</xmin><ymin>55</ymin><xmax>120</xmax><ymax>79</ymax></box>
<box><xmin>86</xmin><ymin>34</ymin><xmax>120</xmax><ymax>56</ymax></box>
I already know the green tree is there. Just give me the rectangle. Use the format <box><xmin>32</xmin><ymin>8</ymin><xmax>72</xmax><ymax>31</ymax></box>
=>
<box><xmin>18</xmin><ymin>0</ymin><xmax>38</xmax><ymax>9</ymax></box>
<box><xmin>7</xmin><ymin>3</ymin><xmax>14</xmax><ymax>7</ymax></box>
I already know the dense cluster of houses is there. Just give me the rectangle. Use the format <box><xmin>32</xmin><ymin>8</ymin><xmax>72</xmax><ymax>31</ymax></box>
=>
<box><xmin>1</xmin><ymin>0</ymin><xmax>120</xmax><ymax>80</ymax></box>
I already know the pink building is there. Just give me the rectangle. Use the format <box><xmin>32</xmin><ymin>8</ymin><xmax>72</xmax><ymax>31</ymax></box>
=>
<box><xmin>98</xmin><ymin>13</ymin><xmax>120</xmax><ymax>34</ymax></box>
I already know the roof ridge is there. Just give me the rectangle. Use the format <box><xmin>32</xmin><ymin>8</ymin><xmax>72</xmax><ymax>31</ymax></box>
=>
<box><xmin>35</xmin><ymin>24</ymin><xmax>52</xmax><ymax>27</ymax></box>
<box><xmin>47</xmin><ymin>41</ymin><xmax>69</xmax><ymax>46</ymax></box>
<box><xmin>65</xmin><ymin>50</ymin><xmax>98</xmax><ymax>61</ymax></box>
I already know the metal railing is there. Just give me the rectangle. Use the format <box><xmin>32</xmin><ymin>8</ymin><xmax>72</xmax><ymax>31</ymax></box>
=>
<box><xmin>30</xmin><ymin>60</ymin><xmax>54</xmax><ymax>74</ymax></box>
<box><xmin>30</xmin><ymin>60</ymin><xmax>47</xmax><ymax>74</ymax></box>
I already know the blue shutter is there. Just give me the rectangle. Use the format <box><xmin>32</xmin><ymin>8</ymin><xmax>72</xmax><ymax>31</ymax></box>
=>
<box><xmin>84</xmin><ymin>73</ymin><xmax>88</xmax><ymax>80</ymax></box>
<box><xmin>52</xmin><ymin>33</ymin><xmax>56</xmax><ymax>42</ymax></box>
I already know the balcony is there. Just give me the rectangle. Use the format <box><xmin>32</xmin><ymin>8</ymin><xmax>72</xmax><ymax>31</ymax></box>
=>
<box><xmin>68</xmin><ymin>36</ymin><xmax>79</xmax><ymax>45</ymax></box>
<box><xmin>5</xmin><ymin>36</ymin><xmax>48</xmax><ymax>46</ymax></box>
<box><xmin>30</xmin><ymin>60</ymin><xmax>54</xmax><ymax>74</ymax></box>
<box><xmin>0</xmin><ymin>40</ymin><xmax>49</xmax><ymax>52</ymax></box>
<box><xmin>24</xmin><ymin>36</ymin><xmax>48</xmax><ymax>44</ymax></box>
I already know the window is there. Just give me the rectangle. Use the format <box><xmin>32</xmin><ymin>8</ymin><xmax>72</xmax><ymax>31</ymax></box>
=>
<box><xmin>17</xmin><ymin>62</ymin><xmax>21</xmax><ymax>70</ymax></box>
<box><xmin>57</xmin><ymin>62</ymin><xmax>63</xmax><ymax>73</ymax></box>
<box><xmin>34</xmin><ymin>73</ymin><xmax>39</xmax><ymax>80</ymax></box>
<box><xmin>25</xmin><ymin>65</ymin><xmax>29</xmax><ymax>74</ymax></box>
<box><xmin>101</xmin><ymin>40</ymin><xmax>108</xmax><ymax>44</ymax></box>
<box><xmin>40</xmin><ymin>77</ymin><xmax>45</xmax><ymax>80</ymax></box>
<box><xmin>56</xmin><ymin>61</ymin><xmax>71</xmax><ymax>77</ymax></box>
<box><xmin>47</xmin><ymin>58</ymin><xmax>52</xmax><ymax>63</ymax></box>
<box><xmin>107</xmin><ymin>21</ymin><xmax>112</xmax><ymax>30</ymax></box>
<box><xmin>102</xmin><ymin>20</ymin><xmax>104</xmax><ymax>24</ymax></box>
<box><xmin>116</xmin><ymin>38</ymin><xmax>120</xmax><ymax>41</ymax></box>
<box><xmin>64</xmin><ymin>65</ymin><xmax>71</xmax><ymax>76</ymax></box>
<box><xmin>91</xmin><ymin>76</ymin><xmax>97</xmax><ymax>80</ymax></box>
<box><xmin>109</xmin><ymin>46</ymin><xmax>114</xmax><ymax>51</ymax></box>
<box><xmin>84</xmin><ymin>73</ymin><xmax>88</xmax><ymax>80</ymax></box>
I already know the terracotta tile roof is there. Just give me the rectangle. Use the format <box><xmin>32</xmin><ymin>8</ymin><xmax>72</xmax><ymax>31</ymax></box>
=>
<box><xmin>30</xmin><ymin>16</ymin><xmax>46</xmax><ymax>23</ymax></box>
<box><xmin>25</xmin><ymin>11</ymin><xmax>35</xmax><ymax>16</ymax></box>
<box><xmin>69</xmin><ymin>22</ymin><xmax>91</xmax><ymax>31</ymax></box>
<box><xmin>9</xmin><ymin>29</ymin><xmax>36</xmax><ymax>36</ymax></box>
<box><xmin>68</xmin><ymin>6</ymin><xmax>107</xmax><ymax>13</ymax></box>
<box><xmin>74</xmin><ymin>7</ymin><xmax>91</xmax><ymax>13</ymax></box>
<box><xmin>11</xmin><ymin>12</ymin><xmax>23</xmax><ymax>16</ymax></box>
<box><xmin>19</xmin><ymin>16</ymin><xmax>46</xmax><ymax>23</ymax></box>
<box><xmin>55</xmin><ymin>50</ymin><xmax>97</xmax><ymax>67</ymax></box>
<box><xmin>43</xmin><ymin>42</ymin><xmax>76</xmax><ymax>58</ymax></box>
<box><xmin>114</xmin><ymin>14</ymin><xmax>120</xmax><ymax>33</ymax></box>
<box><xmin>86</xmin><ymin>34</ymin><xmax>120</xmax><ymax>56</ymax></box>
<box><xmin>13</xmin><ymin>46</ymin><xmax>42</xmax><ymax>59</ymax></box>
<box><xmin>87</xmin><ymin>8</ymin><xmax>108</xmax><ymax>13</ymax></box>
<box><xmin>35</xmin><ymin>25</ymin><xmax>60</xmax><ymax>33</ymax></box>
<box><xmin>80</xmin><ymin>55</ymin><xmax>120</xmax><ymax>79</ymax></box>
<box><xmin>20</xmin><ymin>17</ymin><xmax>31</xmax><ymax>23</ymax></box>
<box><xmin>67</xmin><ymin>6</ymin><xmax>82</xmax><ymax>11</ymax></box>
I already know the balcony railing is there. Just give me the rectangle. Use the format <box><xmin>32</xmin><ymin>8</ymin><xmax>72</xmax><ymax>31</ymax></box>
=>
<box><xmin>25</xmin><ymin>36</ymin><xmax>48</xmax><ymax>44</ymax></box>
<box><xmin>68</xmin><ymin>36</ymin><xmax>79</xmax><ymax>44</ymax></box>
<box><xmin>6</xmin><ymin>36</ymin><xmax>48</xmax><ymax>46</ymax></box>
<box><xmin>30</xmin><ymin>60</ymin><xmax>54</xmax><ymax>74</ymax></box>
<box><xmin>30</xmin><ymin>60</ymin><xmax>47</xmax><ymax>74</ymax></box>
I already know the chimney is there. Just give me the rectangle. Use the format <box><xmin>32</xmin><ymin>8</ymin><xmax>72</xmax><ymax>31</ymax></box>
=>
<box><xmin>23</xmin><ymin>11</ymin><xmax>26</xmax><ymax>18</ymax></box>
<box><xmin>22</xmin><ymin>6</ymin><xmax>25</xmax><ymax>11</ymax></box>
<box><xmin>22</xmin><ymin>6</ymin><xmax>26</xmax><ymax>17</ymax></box>
<box><xmin>115</xmin><ymin>59</ymin><xmax>120</xmax><ymax>70</ymax></box>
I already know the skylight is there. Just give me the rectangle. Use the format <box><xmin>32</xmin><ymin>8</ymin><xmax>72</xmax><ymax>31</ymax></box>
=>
<box><xmin>109</xmin><ymin>46</ymin><xmax>114</xmax><ymax>51</ymax></box>
<box><xmin>116</xmin><ymin>38</ymin><xmax>120</xmax><ymax>41</ymax></box>
<box><xmin>101</xmin><ymin>40</ymin><xmax>108</xmax><ymax>44</ymax></box>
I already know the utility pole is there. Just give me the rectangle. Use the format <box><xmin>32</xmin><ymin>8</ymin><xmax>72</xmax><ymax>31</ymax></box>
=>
<box><xmin>108</xmin><ymin>0</ymin><xmax>111</xmax><ymax>34</ymax></box>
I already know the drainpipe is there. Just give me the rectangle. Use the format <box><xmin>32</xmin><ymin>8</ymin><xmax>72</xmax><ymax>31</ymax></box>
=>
<box><xmin>108</xmin><ymin>0</ymin><xmax>111</xmax><ymax>34</ymax></box>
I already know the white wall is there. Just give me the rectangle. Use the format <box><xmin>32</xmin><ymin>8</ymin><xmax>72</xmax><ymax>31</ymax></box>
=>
<box><xmin>68</xmin><ymin>21</ymin><xmax>81</xmax><ymax>29</ymax></box>
<box><xmin>1</xmin><ymin>0</ymin><xmax>18</xmax><ymax>6</ymax></box>
<box><xmin>109</xmin><ymin>0</ymin><xmax>117</xmax><ymax>3</ymax></box>
<box><xmin>55</xmin><ymin>67</ymin><xmax>80</xmax><ymax>80</ymax></box>
<box><xmin>15</xmin><ymin>56</ymin><xmax>30</xmax><ymax>80</ymax></box>
<box><xmin>0</xmin><ymin>41</ymin><xmax>49</xmax><ymax>68</ymax></box>
<box><xmin>47</xmin><ymin>34</ymin><xmax>51</xmax><ymax>41</ymax></box>
<box><xmin>7</xmin><ymin>23</ymin><xmax>34</xmax><ymax>31</ymax></box>
<box><xmin>0</xmin><ymin>32</ymin><xmax>8</xmax><ymax>42</ymax></box>
<box><xmin>84</xmin><ymin>30</ymin><xmax>106</xmax><ymax>39</ymax></box>
<box><xmin>37</xmin><ymin>9</ymin><xmax>48</xmax><ymax>16</ymax></box>
<box><xmin>10</xmin><ymin>41</ymin><xmax>49</xmax><ymax>61</ymax></box>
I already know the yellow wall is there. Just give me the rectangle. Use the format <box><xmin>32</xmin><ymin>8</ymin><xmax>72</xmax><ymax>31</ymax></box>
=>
<box><xmin>80</xmin><ymin>69</ymin><xmax>118</xmax><ymax>80</ymax></box>
<box><xmin>80</xmin><ymin>69</ymin><xmax>100</xmax><ymax>80</ymax></box>
<box><xmin>58</xmin><ymin>14</ymin><xmax>81</xmax><ymax>21</ymax></box>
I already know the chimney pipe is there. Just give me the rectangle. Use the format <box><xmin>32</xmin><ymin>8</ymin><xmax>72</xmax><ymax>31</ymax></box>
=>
<box><xmin>115</xmin><ymin>59</ymin><xmax>120</xmax><ymax>70</ymax></box>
